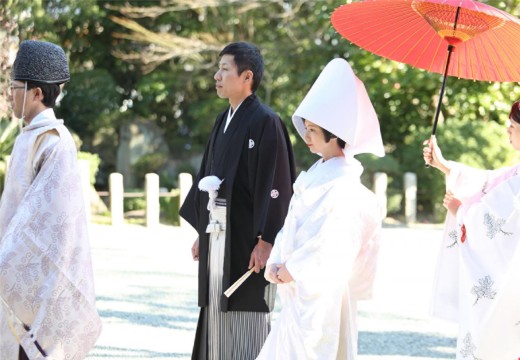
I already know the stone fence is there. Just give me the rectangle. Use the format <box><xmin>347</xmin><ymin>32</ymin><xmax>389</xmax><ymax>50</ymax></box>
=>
<box><xmin>94</xmin><ymin>171</ymin><xmax>419</xmax><ymax>227</ymax></box>
<box><xmin>5</xmin><ymin>159</ymin><xmax>417</xmax><ymax>226</ymax></box>
<box><xmin>103</xmin><ymin>172</ymin><xmax>193</xmax><ymax>227</ymax></box>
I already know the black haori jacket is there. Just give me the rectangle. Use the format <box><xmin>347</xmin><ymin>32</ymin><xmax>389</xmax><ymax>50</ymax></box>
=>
<box><xmin>180</xmin><ymin>94</ymin><xmax>296</xmax><ymax>312</ymax></box>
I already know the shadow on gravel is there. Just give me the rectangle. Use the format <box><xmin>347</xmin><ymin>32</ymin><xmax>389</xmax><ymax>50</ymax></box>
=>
<box><xmin>88</xmin><ymin>345</ymin><xmax>189</xmax><ymax>358</ymax></box>
<box><xmin>359</xmin><ymin>331</ymin><xmax>456</xmax><ymax>358</ymax></box>
<box><xmin>97</xmin><ymin>287</ymin><xmax>198</xmax><ymax>330</ymax></box>
<box><xmin>98</xmin><ymin>309</ymin><xmax>197</xmax><ymax>330</ymax></box>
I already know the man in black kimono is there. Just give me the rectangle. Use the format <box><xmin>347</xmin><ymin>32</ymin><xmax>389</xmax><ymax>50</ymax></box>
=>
<box><xmin>180</xmin><ymin>42</ymin><xmax>295</xmax><ymax>359</ymax></box>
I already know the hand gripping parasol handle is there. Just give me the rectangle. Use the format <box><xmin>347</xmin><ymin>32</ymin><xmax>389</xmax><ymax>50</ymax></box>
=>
<box><xmin>426</xmin><ymin>45</ymin><xmax>454</xmax><ymax>168</ymax></box>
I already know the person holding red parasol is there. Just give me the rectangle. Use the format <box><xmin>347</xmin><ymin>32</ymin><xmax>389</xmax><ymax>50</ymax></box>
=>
<box><xmin>424</xmin><ymin>103</ymin><xmax>520</xmax><ymax>359</ymax></box>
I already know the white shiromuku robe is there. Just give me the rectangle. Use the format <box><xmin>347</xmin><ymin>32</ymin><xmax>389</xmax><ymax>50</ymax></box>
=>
<box><xmin>0</xmin><ymin>109</ymin><xmax>102</xmax><ymax>359</ymax></box>
<box><xmin>431</xmin><ymin>161</ymin><xmax>520</xmax><ymax>360</ymax></box>
<box><xmin>256</xmin><ymin>156</ymin><xmax>382</xmax><ymax>360</ymax></box>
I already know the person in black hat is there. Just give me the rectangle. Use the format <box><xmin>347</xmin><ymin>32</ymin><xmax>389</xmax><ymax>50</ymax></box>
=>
<box><xmin>9</xmin><ymin>40</ymin><xmax>69</xmax><ymax>124</ymax></box>
<box><xmin>0</xmin><ymin>40</ymin><xmax>101</xmax><ymax>360</ymax></box>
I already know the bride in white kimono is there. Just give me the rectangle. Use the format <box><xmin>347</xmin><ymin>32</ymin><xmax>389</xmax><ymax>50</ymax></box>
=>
<box><xmin>256</xmin><ymin>58</ymin><xmax>385</xmax><ymax>360</ymax></box>
<box><xmin>424</xmin><ymin>101</ymin><xmax>520</xmax><ymax>359</ymax></box>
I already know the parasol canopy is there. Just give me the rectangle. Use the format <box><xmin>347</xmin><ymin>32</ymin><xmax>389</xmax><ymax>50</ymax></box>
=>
<box><xmin>332</xmin><ymin>0</ymin><xmax>520</xmax><ymax>135</ymax></box>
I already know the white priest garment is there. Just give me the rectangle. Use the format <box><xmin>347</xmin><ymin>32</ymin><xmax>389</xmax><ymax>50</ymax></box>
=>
<box><xmin>431</xmin><ymin>162</ymin><xmax>520</xmax><ymax>360</ymax></box>
<box><xmin>0</xmin><ymin>109</ymin><xmax>102</xmax><ymax>359</ymax></box>
<box><xmin>256</xmin><ymin>156</ymin><xmax>382</xmax><ymax>360</ymax></box>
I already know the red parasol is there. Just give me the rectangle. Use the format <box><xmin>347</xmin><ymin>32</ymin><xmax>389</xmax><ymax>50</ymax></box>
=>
<box><xmin>331</xmin><ymin>0</ymin><xmax>520</xmax><ymax>135</ymax></box>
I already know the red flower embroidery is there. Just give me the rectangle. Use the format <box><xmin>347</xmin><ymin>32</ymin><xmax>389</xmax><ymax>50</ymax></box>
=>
<box><xmin>460</xmin><ymin>224</ymin><xmax>466</xmax><ymax>243</ymax></box>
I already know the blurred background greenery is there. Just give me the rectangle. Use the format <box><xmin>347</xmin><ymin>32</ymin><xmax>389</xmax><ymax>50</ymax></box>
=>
<box><xmin>1</xmin><ymin>0</ymin><xmax>520</xmax><ymax>223</ymax></box>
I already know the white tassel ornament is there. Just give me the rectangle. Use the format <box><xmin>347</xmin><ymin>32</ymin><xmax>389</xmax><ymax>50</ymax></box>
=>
<box><xmin>198</xmin><ymin>176</ymin><xmax>223</xmax><ymax>210</ymax></box>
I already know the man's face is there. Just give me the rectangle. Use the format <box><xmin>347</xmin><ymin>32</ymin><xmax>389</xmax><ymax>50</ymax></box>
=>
<box><xmin>9</xmin><ymin>80</ymin><xmax>26</xmax><ymax>119</ymax></box>
<box><xmin>214</xmin><ymin>54</ymin><xmax>251</xmax><ymax>100</ymax></box>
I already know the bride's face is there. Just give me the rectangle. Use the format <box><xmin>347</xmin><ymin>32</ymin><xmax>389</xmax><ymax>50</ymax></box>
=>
<box><xmin>303</xmin><ymin>119</ymin><xmax>341</xmax><ymax>160</ymax></box>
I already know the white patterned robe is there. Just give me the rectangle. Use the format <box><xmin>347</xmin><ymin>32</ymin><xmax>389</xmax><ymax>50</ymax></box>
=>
<box><xmin>256</xmin><ymin>156</ymin><xmax>382</xmax><ymax>360</ymax></box>
<box><xmin>0</xmin><ymin>109</ymin><xmax>101</xmax><ymax>359</ymax></box>
<box><xmin>432</xmin><ymin>162</ymin><xmax>520</xmax><ymax>360</ymax></box>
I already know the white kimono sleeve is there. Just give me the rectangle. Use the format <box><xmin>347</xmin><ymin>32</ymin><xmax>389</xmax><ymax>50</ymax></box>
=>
<box><xmin>284</xmin><ymin>205</ymin><xmax>362</xmax><ymax>298</ymax></box>
<box><xmin>265</xmin><ymin>228</ymin><xmax>284</xmax><ymax>283</ymax></box>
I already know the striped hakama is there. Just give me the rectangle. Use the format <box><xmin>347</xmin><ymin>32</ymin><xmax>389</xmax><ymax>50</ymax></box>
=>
<box><xmin>198</xmin><ymin>198</ymin><xmax>270</xmax><ymax>360</ymax></box>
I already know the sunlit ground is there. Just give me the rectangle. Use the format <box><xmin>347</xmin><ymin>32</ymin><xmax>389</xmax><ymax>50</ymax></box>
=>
<box><xmin>86</xmin><ymin>223</ymin><xmax>456</xmax><ymax>359</ymax></box>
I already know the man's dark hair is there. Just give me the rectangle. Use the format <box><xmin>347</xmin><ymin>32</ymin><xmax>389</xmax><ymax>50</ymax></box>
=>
<box><xmin>26</xmin><ymin>81</ymin><xmax>61</xmax><ymax>108</ymax></box>
<box><xmin>323</xmin><ymin>128</ymin><xmax>346</xmax><ymax>149</ymax></box>
<box><xmin>219</xmin><ymin>42</ymin><xmax>264</xmax><ymax>92</ymax></box>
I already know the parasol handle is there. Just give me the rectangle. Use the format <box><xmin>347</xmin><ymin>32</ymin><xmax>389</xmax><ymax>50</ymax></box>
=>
<box><xmin>431</xmin><ymin>6</ymin><xmax>461</xmax><ymax>137</ymax></box>
<box><xmin>426</xmin><ymin>44</ymin><xmax>454</xmax><ymax>168</ymax></box>
<box><xmin>427</xmin><ymin>7</ymin><xmax>461</xmax><ymax>167</ymax></box>
<box><xmin>431</xmin><ymin>44</ymin><xmax>454</xmax><ymax>137</ymax></box>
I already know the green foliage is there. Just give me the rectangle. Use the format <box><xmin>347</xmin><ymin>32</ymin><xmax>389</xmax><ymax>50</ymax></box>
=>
<box><xmin>160</xmin><ymin>193</ymin><xmax>180</xmax><ymax>226</ymax></box>
<box><xmin>387</xmin><ymin>192</ymin><xmax>404</xmax><ymax>216</ymax></box>
<box><xmin>7</xmin><ymin>0</ymin><xmax>520</xmax><ymax>221</ymax></box>
<box><xmin>0</xmin><ymin>118</ymin><xmax>19</xmax><ymax>160</ymax></box>
<box><xmin>0</xmin><ymin>118</ymin><xmax>19</xmax><ymax>194</ymax></box>
<box><xmin>56</xmin><ymin>69</ymin><xmax>121</xmax><ymax>148</ymax></box>
<box><xmin>357</xmin><ymin>153</ymin><xmax>400</xmax><ymax>188</ymax></box>
<box><xmin>133</xmin><ymin>153</ymin><xmax>168</xmax><ymax>186</ymax></box>
<box><xmin>123</xmin><ymin>190</ymin><xmax>146</xmax><ymax>212</ymax></box>
<box><xmin>77</xmin><ymin>151</ymin><xmax>100</xmax><ymax>186</ymax></box>
<box><xmin>357</xmin><ymin>153</ymin><xmax>404</xmax><ymax>215</ymax></box>
<box><xmin>122</xmin><ymin>189</ymin><xmax>180</xmax><ymax>226</ymax></box>
<box><xmin>401</xmin><ymin>120</ymin><xmax>517</xmax><ymax>221</ymax></box>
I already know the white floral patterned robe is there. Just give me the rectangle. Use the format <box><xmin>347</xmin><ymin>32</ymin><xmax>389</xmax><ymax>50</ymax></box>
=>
<box><xmin>432</xmin><ymin>161</ymin><xmax>520</xmax><ymax>360</ymax></box>
<box><xmin>0</xmin><ymin>109</ymin><xmax>101</xmax><ymax>359</ymax></box>
<box><xmin>256</xmin><ymin>156</ymin><xmax>382</xmax><ymax>360</ymax></box>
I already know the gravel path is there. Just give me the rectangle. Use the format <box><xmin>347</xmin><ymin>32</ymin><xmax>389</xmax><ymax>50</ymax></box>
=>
<box><xmin>85</xmin><ymin>223</ymin><xmax>457</xmax><ymax>359</ymax></box>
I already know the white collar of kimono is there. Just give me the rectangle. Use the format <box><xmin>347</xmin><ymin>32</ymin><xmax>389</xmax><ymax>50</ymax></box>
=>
<box><xmin>313</xmin><ymin>155</ymin><xmax>363</xmax><ymax>179</ymax></box>
<box><xmin>292</xmin><ymin>58</ymin><xmax>385</xmax><ymax>158</ymax></box>
<box><xmin>294</xmin><ymin>156</ymin><xmax>363</xmax><ymax>195</ymax></box>
<box><xmin>23</xmin><ymin>108</ymin><xmax>63</xmax><ymax>132</ymax></box>
<box><xmin>224</xmin><ymin>100</ymin><xmax>244</xmax><ymax>133</ymax></box>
